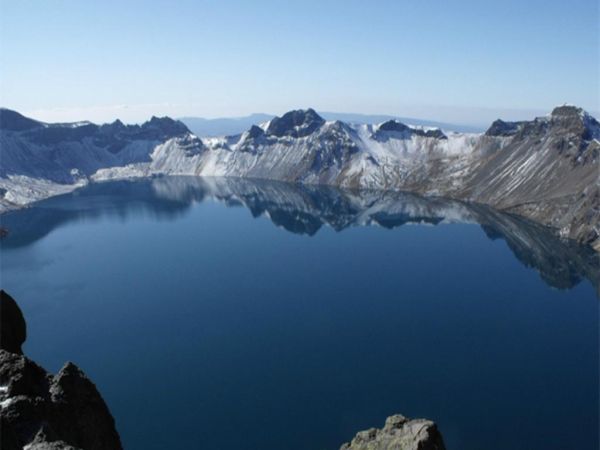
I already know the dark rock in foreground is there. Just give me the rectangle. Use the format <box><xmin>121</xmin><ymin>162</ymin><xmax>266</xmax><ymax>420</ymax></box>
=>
<box><xmin>0</xmin><ymin>290</ymin><xmax>122</xmax><ymax>450</ymax></box>
<box><xmin>0</xmin><ymin>291</ymin><xmax>26</xmax><ymax>354</ymax></box>
<box><xmin>340</xmin><ymin>414</ymin><xmax>445</xmax><ymax>450</ymax></box>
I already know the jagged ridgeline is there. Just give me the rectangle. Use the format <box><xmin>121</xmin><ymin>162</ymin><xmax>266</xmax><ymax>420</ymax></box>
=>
<box><xmin>0</xmin><ymin>106</ymin><xmax>598</xmax><ymax>250</ymax></box>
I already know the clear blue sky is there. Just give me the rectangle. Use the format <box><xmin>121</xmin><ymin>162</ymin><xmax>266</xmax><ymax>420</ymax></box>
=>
<box><xmin>0</xmin><ymin>0</ymin><xmax>598</xmax><ymax>125</ymax></box>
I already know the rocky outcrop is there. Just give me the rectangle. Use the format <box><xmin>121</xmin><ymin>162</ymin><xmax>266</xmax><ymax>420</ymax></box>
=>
<box><xmin>0</xmin><ymin>291</ymin><xmax>26</xmax><ymax>354</ymax></box>
<box><xmin>0</xmin><ymin>290</ymin><xmax>122</xmax><ymax>450</ymax></box>
<box><xmin>266</xmin><ymin>108</ymin><xmax>326</xmax><ymax>138</ymax></box>
<box><xmin>484</xmin><ymin>119</ymin><xmax>525</xmax><ymax>136</ymax></box>
<box><xmin>375</xmin><ymin>120</ymin><xmax>447</xmax><ymax>139</ymax></box>
<box><xmin>339</xmin><ymin>414</ymin><xmax>445</xmax><ymax>450</ymax></box>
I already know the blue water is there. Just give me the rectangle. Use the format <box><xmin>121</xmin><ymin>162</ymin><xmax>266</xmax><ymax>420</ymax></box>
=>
<box><xmin>1</xmin><ymin>177</ymin><xmax>598</xmax><ymax>450</ymax></box>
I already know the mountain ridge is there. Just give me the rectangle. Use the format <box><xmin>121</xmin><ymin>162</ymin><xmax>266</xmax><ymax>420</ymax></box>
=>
<box><xmin>0</xmin><ymin>105</ymin><xmax>598</xmax><ymax>250</ymax></box>
<box><xmin>178</xmin><ymin>111</ymin><xmax>484</xmax><ymax>136</ymax></box>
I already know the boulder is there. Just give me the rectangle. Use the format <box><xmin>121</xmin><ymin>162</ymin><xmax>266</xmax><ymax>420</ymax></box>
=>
<box><xmin>339</xmin><ymin>414</ymin><xmax>446</xmax><ymax>450</ymax></box>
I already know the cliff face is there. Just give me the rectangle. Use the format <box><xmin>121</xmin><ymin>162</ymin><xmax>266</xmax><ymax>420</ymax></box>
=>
<box><xmin>0</xmin><ymin>290</ymin><xmax>123</xmax><ymax>450</ymax></box>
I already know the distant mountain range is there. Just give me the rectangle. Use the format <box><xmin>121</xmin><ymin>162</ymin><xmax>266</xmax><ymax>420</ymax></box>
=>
<box><xmin>179</xmin><ymin>112</ymin><xmax>483</xmax><ymax>137</ymax></box>
<box><xmin>0</xmin><ymin>105</ymin><xmax>598</xmax><ymax>250</ymax></box>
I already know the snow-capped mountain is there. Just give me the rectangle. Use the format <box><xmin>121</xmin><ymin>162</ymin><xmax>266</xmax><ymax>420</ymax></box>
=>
<box><xmin>1</xmin><ymin>105</ymin><xmax>598</xmax><ymax>249</ymax></box>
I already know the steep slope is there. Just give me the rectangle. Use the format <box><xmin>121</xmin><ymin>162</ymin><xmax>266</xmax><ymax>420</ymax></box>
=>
<box><xmin>459</xmin><ymin>106</ymin><xmax>599</xmax><ymax>247</ymax></box>
<box><xmin>0</xmin><ymin>106</ymin><xmax>598</xmax><ymax>249</ymax></box>
<box><xmin>0</xmin><ymin>109</ymin><xmax>199</xmax><ymax>181</ymax></box>
<box><xmin>376</xmin><ymin>106</ymin><xmax>600</xmax><ymax>247</ymax></box>
<box><xmin>0</xmin><ymin>108</ymin><xmax>203</xmax><ymax>206</ymax></box>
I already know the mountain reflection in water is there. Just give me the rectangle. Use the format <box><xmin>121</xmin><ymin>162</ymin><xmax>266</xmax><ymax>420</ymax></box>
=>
<box><xmin>1</xmin><ymin>176</ymin><xmax>597</xmax><ymax>292</ymax></box>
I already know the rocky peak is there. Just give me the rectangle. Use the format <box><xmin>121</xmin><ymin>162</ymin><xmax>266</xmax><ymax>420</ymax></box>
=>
<box><xmin>377</xmin><ymin>120</ymin><xmax>447</xmax><ymax>140</ymax></box>
<box><xmin>485</xmin><ymin>105</ymin><xmax>599</xmax><ymax>139</ymax></box>
<box><xmin>236</xmin><ymin>125</ymin><xmax>268</xmax><ymax>153</ymax></box>
<box><xmin>98</xmin><ymin>119</ymin><xmax>127</xmax><ymax>137</ymax></box>
<box><xmin>108</xmin><ymin>119</ymin><xmax>126</xmax><ymax>131</ymax></box>
<box><xmin>266</xmin><ymin>108</ymin><xmax>325</xmax><ymax>138</ymax></box>
<box><xmin>420</xmin><ymin>128</ymin><xmax>447</xmax><ymax>139</ymax></box>
<box><xmin>95</xmin><ymin>115</ymin><xmax>194</xmax><ymax>147</ymax></box>
<box><xmin>247</xmin><ymin>124</ymin><xmax>265</xmax><ymax>139</ymax></box>
<box><xmin>551</xmin><ymin>105</ymin><xmax>584</xmax><ymax>118</ymax></box>
<box><xmin>140</xmin><ymin>116</ymin><xmax>190</xmax><ymax>139</ymax></box>
<box><xmin>548</xmin><ymin>105</ymin><xmax>600</xmax><ymax>131</ymax></box>
<box><xmin>378</xmin><ymin>120</ymin><xmax>411</xmax><ymax>133</ymax></box>
<box><xmin>485</xmin><ymin>119</ymin><xmax>525</xmax><ymax>137</ymax></box>
<box><xmin>546</xmin><ymin>105</ymin><xmax>600</xmax><ymax>142</ymax></box>
<box><xmin>0</xmin><ymin>108</ymin><xmax>43</xmax><ymax>132</ymax></box>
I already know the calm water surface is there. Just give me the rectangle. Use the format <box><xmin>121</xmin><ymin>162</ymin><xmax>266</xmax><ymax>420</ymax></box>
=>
<box><xmin>1</xmin><ymin>177</ymin><xmax>598</xmax><ymax>450</ymax></box>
